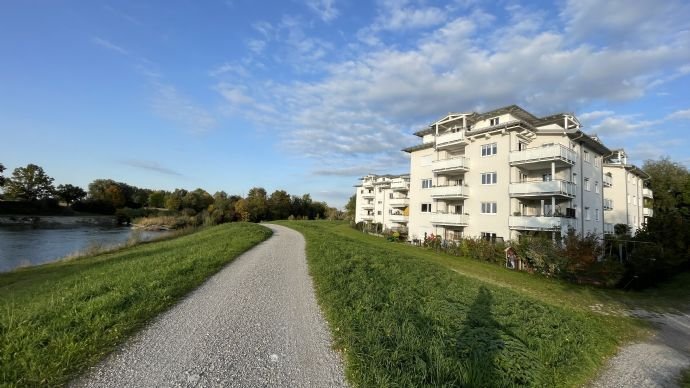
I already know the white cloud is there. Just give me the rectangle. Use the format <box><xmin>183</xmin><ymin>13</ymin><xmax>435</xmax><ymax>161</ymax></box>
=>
<box><xmin>91</xmin><ymin>36</ymin><xmax>129</xmax><ymax>56</ymax></box>
<box><xmin>306</xmin><ymin>0</ymin><xmax>339</xmax><ymax>22</ymax></box>
<box><xmin>208</xmin><ymin>62</ymin><xmax>249</xmax><ymax>78</ymax></box>
<box><xmin>667</xmin><ymin>108</ymin><xmax>690</xmax><ymax>120</ymax></box>
<box><xmin>121</xmin><ymin>159</ymin><xmax>183</xmax><ymax>176</ymax></box>
<box><xmin>589</xmin><ymin>116</ymin><xmax>660</xmax><ymax>139</ymax></box>
<box><xmin>578</xmin><ymin>110</ymin><xmax>614</xmax><ymax>122</ymax></box>
<box><xmin>151</xmin><ymin>84</ymin><xmax>216</xmax><ymax>134</ymax></box>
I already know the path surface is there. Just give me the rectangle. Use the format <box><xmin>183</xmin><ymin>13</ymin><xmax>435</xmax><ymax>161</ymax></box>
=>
<box><xmin>591</xmin><ymin>308</ymin><xmax>690</xmax><ymax>388</ymax></box>
<box><xmin>72</xmin><ymin>224</ymin><xmax>347</xmax><ymax>388</ymax></box>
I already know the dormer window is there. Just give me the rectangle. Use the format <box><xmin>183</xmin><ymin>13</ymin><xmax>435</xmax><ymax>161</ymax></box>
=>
<box><xmin>490</xmin><ymin>117</ymin><xmax>500</xmax><ymax>126</ymax></box>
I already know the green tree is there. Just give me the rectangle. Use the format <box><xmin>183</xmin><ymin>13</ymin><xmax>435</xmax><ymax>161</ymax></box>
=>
<box><xmin>148</xmin><ymin>190</ymin><xmax>167</xmax><ymax>208</ymax></box>
<box><xmin>642</xmin><ymin>157</ymin><xmax>690</xmax><ymax>216</ymax></box>
<box><xmin>3</xmin><ymin>164</ymin><xmax>55</xmax><ymax>201</ymax></box>
<box><xmin>268</xmin><ymin>190</ymin><xmax>292</xmax><ymax>220</ymax></box>
<box><xmin>246</xmin><ymin>187</ymin><xmax>268</xmax><ymax>222</ymax></box>
<box><xmin>182</xmin><ymin>188</ymin><xmax>214</xmax><ymax>213</ymax></box>
<box><xmin>0</xmin><ymin>163</ymin><xmax>5</xmax><ymax>187</ymax></box>
<box><xmin>345</xmin><ymin>194</ymin><xmax>356</xmax><ymax>221</ymax></box>
<box><xmin>234</xmin><ymin>198</ymin><xmax>250</xmax><ymax>222</ymax></box>
<box><xmin>164</xmin><ymin>189</ymin><xmax>187</xmax><ymax>211</ymax></box>
<box><xmin>55</xmin><ymin>184</ymin><xmax>87</xmax><ymax>205</ymax></box>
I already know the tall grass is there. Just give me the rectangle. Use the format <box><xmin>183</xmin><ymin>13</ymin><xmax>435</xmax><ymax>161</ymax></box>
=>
<box><xmin>0</xmin><ymin>222</ymin><xmax>271</xmax><ymax>386</ymax></box>
<box><xmin>278</xmin><ymin>221</ymin><xmax>646</xmax><ymax>387</ymax></box>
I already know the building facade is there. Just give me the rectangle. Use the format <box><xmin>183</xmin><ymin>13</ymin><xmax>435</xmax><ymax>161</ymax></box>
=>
<box><xmin>603</xmin><ymin>149</ymin><xmax>653</xmax><ymax>235</ymax></box>
<box><xmin>354</xmin><ymin>174</ymin><xmax>410</xmax><ymax>232</ymax></box>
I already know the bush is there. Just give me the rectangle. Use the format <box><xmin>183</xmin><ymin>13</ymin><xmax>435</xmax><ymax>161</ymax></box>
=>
<box><xmin>71</xmin><ymin>199</ymin><xmax>115</xmax><ymax>215</ymax></box>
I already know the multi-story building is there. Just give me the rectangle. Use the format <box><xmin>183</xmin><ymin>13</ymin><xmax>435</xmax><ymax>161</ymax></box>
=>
<box><xmin>354</xmin><ymin>174</ymin><xmax>410</xmax><ymax>232</ymax></box>
<box><xmin>603</xmin><ymin>149</ymin><xmax>653</xmax><ymax>235</ymax></box>
<box><xmin>403</xmin><ymin>105</ymin><xmax>612</xmax><ymax>242</ymax></box>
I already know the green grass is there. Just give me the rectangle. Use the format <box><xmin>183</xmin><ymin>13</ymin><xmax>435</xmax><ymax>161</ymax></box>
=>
<box><xmin>680</xmin><ymin>367</ymin><xmax>690</xmax><ymax>388</ymax></box>
<box><xmin>277</xmin><ymin>221</ymin><xmax>652</xmax><ymax>387</ymax></box>
<box><xmin>0</xmin><ymin>222</ymin><xmax>271</xmax><ymax>387</ymax></box>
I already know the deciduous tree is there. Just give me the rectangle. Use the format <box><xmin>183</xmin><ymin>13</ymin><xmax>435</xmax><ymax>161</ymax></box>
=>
<box><xmin>3</xmin><ymin>164</ymin><xmax>55</xmax><ymax>201</ymax></box>
<box><xmin>55</xmin><ymin>184</ymin><xmax>87</xmax><ymax>205</ymax></box>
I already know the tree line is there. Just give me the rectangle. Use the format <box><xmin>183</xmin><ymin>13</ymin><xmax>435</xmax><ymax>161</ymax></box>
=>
<box><xmin>0</xmin><ymin>163</ymin><xmax>343</xmax><ymax>223</ymax></box>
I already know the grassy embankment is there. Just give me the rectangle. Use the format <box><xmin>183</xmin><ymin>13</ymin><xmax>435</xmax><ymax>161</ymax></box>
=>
<box><xmin>277</xmin><ymin>220</ymin><xmax>662</xmax><ymax>387</ymax></box>
<box><xmin>0</xmin><ymin>222</ymin><xmax>272</xmax><ymax>386</ymax></box>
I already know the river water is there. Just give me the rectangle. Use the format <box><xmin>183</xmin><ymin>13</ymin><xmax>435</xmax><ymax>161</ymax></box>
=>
<box><xmin>0</xmin><ymin>226</ymin><xmax>169</xmax><ymax>273</ymax></box>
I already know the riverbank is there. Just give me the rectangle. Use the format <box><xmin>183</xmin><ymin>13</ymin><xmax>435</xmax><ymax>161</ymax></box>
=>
<box><xmin>0</xmin><ymin>222</ymin><xmax>272</xmax><ymax>386</ymax></box>
<box><xmin>0</xmin><ymin>215</ymin><xmax>116</xmax><ymax>227</ymax></box>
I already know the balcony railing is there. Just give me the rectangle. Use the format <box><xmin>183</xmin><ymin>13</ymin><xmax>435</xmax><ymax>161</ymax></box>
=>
<box><xmin>362</xmin><ymin>192</ymin><xmax>375</xmax><ymax>199</ymax></box>
<box><xmin>509</xmin><ymin>216</ymin><xmax>576</xmax><ymax>231</ymax></box>
<box><xmin>509</xmin><ymin>180</ymin><xmax>576</xmax><ymax>197</ymax></box>
<box><xmin>603</xmin><ymin>198</ymin><xmax>613</xmax><ymax>211</ymax></box>
<box><xmin>360</xmin><ymin>214</ymin><xmax>374</xmax><ymax>221</ymax></box>
<box><xmin>643</xmin><ymin>207</ymin><xmax>654</xmax><ymax>217</ymax></box>
<box><xmin>431</xmin><ymin>212</ymin><xmax>469</xmax><ymax>226</ymax></box>
<box><xmin>389</xmin><ymin>197</ymin><xmax>409</xmax><ymax>207</ymax></box>
<box><xmin>389</xmin><ymin>214</ymin><xmax>409</xmax><ymax>223</ymax></box>
<box><xmin>432</xmin><ymin>156</ymin><xmax>470</xmax><ymax>174</ymax></box>
<box><xmin>603</xmin><ymin>174</ymin><xmax>613</xmax><ymax>187</ymax></box>
<box><xmin>435</xmin><ymin>131</ymin><xmax>467</xmax><ymax>149</ymax></box>
<box><xmin>362</xmin><ymin>203</ymin><xmax>374</xmax><ymax>210</ymax></box>
<box><xmin>509</xmin><ymin>143</ymin><xmax>577</xmax><ymax>166</ymax></box>
<box><xmin>390</xmin><ymin>179</ymin><xmax>410</xmax><ymax>191</ymax></box>
<box><xmin>362</xmin><ymin>181</ymin><xmax>374</xmax><ymax>188</ymax></box>
<box><xmin>604</xmin><ymin>223</ymin><xmax>614</xmax><ymax>234</ymax></box>
<box><xmin>430</xmin><ymin>185</ymin><xmax>469</xmax><ymax>199</ymax></box>
<box><xmin>642</xmin><ymin>188</ymin><xmax>653</xmax><ymax>198</ymax></box>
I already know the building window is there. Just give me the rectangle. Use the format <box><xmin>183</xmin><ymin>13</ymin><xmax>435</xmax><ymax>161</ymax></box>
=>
<box><xmin>481</xmin><ymin>232</ymin><xmax>497</xmax><ymax>242</ymax></box>
<box><xmin>481</xmin><ymin>143</ymin><xmax>497</xmax><ymax>157</ymax></box>
<box><xmin>542</xmin><ymin>173</ymin><xmax>552</xmax><ymax>182</ymax></box>
<box><xmin>378</xmin><ymin>200</ymin><xmax>382</xmax><ymax>204</ymax></box>
<box><xmin>595</xmin><ymin>181</ymin><xmax>599</xmax><ymax>193</ymax></box>
<box><xmin>595</xmin><ymin>209</ymin><xmax>600</xmax><ymax>221</ymax></box>
<box><xmin>481</xmin><ymin>202</ymin><xmax>497</xmax><ymax>214</ymax></box>
<box><xmin>633</xmin><ymin>195</ymin><xmax>637</xmax><ymax>206</ymax></box>
<box><xmin>421</xmin><ymin>179</ymin><xmax>432</xmax><ymax>189</ymax></box>
<box><xmin>585</xmin><ymin>207</ymin><xmax>591</xmax><ymax>221</ymax></box>
<box><xmin>489</xmin><ymin>117</ymin><xmax>500</xmax><ymax>126</ymax></box>
<box><xmin>421</xmin><ymin>203</ymin><xmax>432</xmax><ymax>213</ymax></box>
<box><xmin>584</xmin><ymin>178</ymin><xmax>590</xmax><ymax>191</ymax></box>
<box><xmin>584</xmin><ymin>150</ymin><xmax>591</xmax><ymax>163</ymax></box>
<box><xmin>594</xmin><ymin>156</ymin><xmax>600</xmax><ymax>167</ymax></box>
<box><xmin>573</xmin><ymin>172</ymin><xmax>578</xmax><ymax>183</ymax></box>
<box><xmin>481</xmin><ymin>172</ymin><xmax>497</xmax><ymax>185</ymax></box>
<box><xmin>389</xmin><ymin>193</ymin><xmax>393</xmax><ymax>199</ymax></box>
<box><xmin>378</xmin><ymin>188</ymin><xmax>383</xmax><ymax>192</ymax></box>
<box><xmin>377</xmin><ymin>211</ymin><xmax>381</xmax><ymax>215</ymax></box>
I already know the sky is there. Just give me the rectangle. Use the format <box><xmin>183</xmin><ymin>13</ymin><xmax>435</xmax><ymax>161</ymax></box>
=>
<box><xmin>1</xmin><ymin>0</ymin><xmax>689</xmax><ymax>208</ymax></box>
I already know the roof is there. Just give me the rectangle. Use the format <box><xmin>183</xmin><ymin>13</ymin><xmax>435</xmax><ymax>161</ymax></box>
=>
<box><xmin>566</xmin><ymin>130</ymin><xmax>612</xmax><ymax>155</ymax></box>
<box><xmin>402</xmin><ymin>142</ymin><xmax>434</xmax><ymax>153</ymax></box>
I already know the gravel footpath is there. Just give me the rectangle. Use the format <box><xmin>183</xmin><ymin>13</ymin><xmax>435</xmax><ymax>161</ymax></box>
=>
<box><xmin>72</xmin><ymin>224</ymin><xmax>347</xmax><ymax>388</ymax></box>
<box><xmin>590</xmin><ymin>309</ymin><xmax>690</xmax><ymax>388</ymax></box>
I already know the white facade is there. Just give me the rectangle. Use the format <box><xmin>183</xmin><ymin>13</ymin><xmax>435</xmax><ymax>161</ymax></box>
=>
<box><xmin>603</xmin><ymin>149</ymin><xmax>652</xmax><ymax>235</ymax></box>
<box><xmin>354</xmin><ymin>174</ymin><xmax>410</xmax><ymax>231</ymax></box>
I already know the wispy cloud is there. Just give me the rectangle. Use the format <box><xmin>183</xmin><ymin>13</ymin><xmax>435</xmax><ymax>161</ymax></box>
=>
<box><xmin>305</xmin><ymin>0</ymin><xmax>339</xmax><ymax>22</ymax></box>
<box><xmin>91</xmin><ymin>36</ymin><xmax>129</xmax><ymax>56</ymax></box>
<box><xmin>667</xmin><ymin>108</ymin><xmax>690</xmax><ymax>120</ymax></box>
<box><xmin>121</xmin><ymin>159</ymin><xmax>183</xmax><ymax>176</ymax></box>
<box><xmin>151</xmin><ymin>83</ymin><xmax>216</xmax><ymax>134</ymax></box>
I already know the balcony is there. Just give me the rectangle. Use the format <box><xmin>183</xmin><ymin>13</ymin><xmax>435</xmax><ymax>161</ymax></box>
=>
<box><xmin>430</xmin><ymin>185</ymin><xmax>469</xmax><ymax>199</ymax></box>
<box><xmin>362</xmin><ymin>181</ymin><xmax>374</xmax><ymax>188</ymax></box>
<box><xmin>391</xmin><ymin>179</ymin><xmax>410</xmax><ymax>192</ymax></box>
<box><xmin>510</xmin><ymin>144</ymin><xmax>577</xmax><ymax>169</ymax></box>
<box><xmin>435</xmin><ymin>131</ymin><xmax>467</xmax><ymax>150</ymax></box>
<box><xmin>389</xmin><ymin>214</ymin><xmax>409</xmax><ymax>223</ymax></box>
<box><xmin>432</xmin><ymin>156</ymin><xmax>470</xmax><ymax>174</ymax></box>
<box><xmin>362</xmin><ymin>192</ymin><xmax>375</xmax><ymax>199</ymax></box>
<box><xmin>389</xmin><ymin>197</ymin><xmax>409</xmax><ymax>207</ymax></box>
<box><xmin>360</xmin><ymin>214</ymin><xmax>373</xmax><ymax>221</ymax></box>
<box><xmin>643</xmin><ymin>207</ymin><xmax>654</xmax><ymax>217</ymax></box>
<box><xmin>509</xmin><ymin>216</ymin><xmax>576</xmax><ymax>232</ymax></box>
<box><xmin>603</xmin><ymin>198</ymin><xmax>613</xmax><ymax>211</ymax></box>
<box><xmin>509</xmin><ymin>180</ymin><xmax>576</xmax><ymax>198</ymax></box>
<box><xmin>643</xmin><ymin>188</ymin><xmax>653</xmax><ymax>199</ymax></box>
<box><xmin>604</xmin><ymin>223</ymin><xmax>614</xmax><ymax>235</ymax></box>
<box><xmin>603</xmin><ymin>174</ymin><xmax>613</xmax><ymax>187</ymax></box>
<box><xmin>361</xmin><ymin>203</ymin><xmax>374</xmax><ymax>210</ymax></box>
<box><xmin>431</xmin><ymin>212</ymin><xmax>469</xmax><ymax>226</ymax></box>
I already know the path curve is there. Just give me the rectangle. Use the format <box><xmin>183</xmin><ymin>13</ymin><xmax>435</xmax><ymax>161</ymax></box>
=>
<box><xmin>72</xmin><ymin>224</ymin><xmax>347</xmax><ymax>388</ymax></box>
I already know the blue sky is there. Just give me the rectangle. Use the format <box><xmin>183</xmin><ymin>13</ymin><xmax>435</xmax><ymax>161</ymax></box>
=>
<box><xmin>1</xmin><ymin>0</ymin><xmax>689</xmax><ymax>208</ymax></box>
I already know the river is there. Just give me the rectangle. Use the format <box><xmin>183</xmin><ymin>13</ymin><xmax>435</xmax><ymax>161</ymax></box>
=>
<box><xmin>0</xmin><ymin>226</ymin><xmax>169</xmax><ymax>273</ymax></box>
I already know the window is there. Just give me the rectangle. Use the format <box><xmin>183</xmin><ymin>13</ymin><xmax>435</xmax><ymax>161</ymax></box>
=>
<box><xmin>360</xmin><ymin>189</ymin><xmax>363</xmax><ymax>194</ymax></box>
<box><xmin>481</xmin><ymin>172</ymin><xmax>497</xmax><ymax>185</ymax></box>
<box><xmin>584</xmin><ymin>150</ymin><xmax>591</xmax><ymax>163</ymax></box>
<box><xmin>377</xmin><ymin>211</ymin><xmax>381</xmax><ymax>215</ymax></box>
<box><xmin>481</xmin><ymin>232</ymin><xmax>497</xmax><ymax>242</ymax></box>
<box><xmin>518</xmin><ymin>141</ymin><xmax>527</xmax><ymax>151</ymax></box>
<box><xmin>519</xmin><ymin>172</ymin><xmax>528</xmax><ymax>182</ymax></box>
<box><xmin>378</xmin><ymin>200</ymin><xmax>382</xmax><ymax>204</ymax></box>
<box><xmin>633</xmin><ymin>195</ymin><xmax>637</xmax><ymax>206</ymax></box>
<box><xmin>542</xmin><ymin>173</ymin><xmax>552</xmax><ymax>182</ymax></box>
<box><xmin>378</xmin><ymin>188</ymin><xmax>383</xmax><ymax>192</ymax></box>
<box><xmin>594</xmin><ymin>156</ymin><xmax>600</xmax><ymax>167</ymax></box>
<box><xmin>584</xmin><ymin>178</ymin><xmax>590</xmax><ymax>191</ymax></box>
<box><xmin>585</xmin><ymin>207</ymin><xmax>591</xmax><ymax>221</ymax></box>
<box><xmin>481</xmin><ymin>143</ymin><xmax>497</xmax><ymax>157</ymax></box>
<box><xmin>595</xmin><ymin>181</ymin><xmax>599</xmax><ymax>193</ymax></box>
<box><xmin>421</xmin><ymin>203</ymin><xmax>432</xmax><ymax>213</ymax></box>
<box><xmin>595</xmin><ymin>209</ymin><xmax>600</xmax><ymax>221</ymax></box>
<box><xmin>489</xmin><ymin>117</ymin><xmax>500</xmax><ymax>126</ymax></box>
<box><xmin>481</xmin><ymin>202</ymin><xmax>497</xmax><ymax>214</ymax></box>
<box><xmin>573</xmin><ymin>172</ymin><xmax>578</xmax><ymax>182</ymax></box>
<box><xmin>421</xmin><ymin>179</ymin><xmax>432</xmax><ymax>189</ymax></box>
<box><xmin>389</xmin><ymin>193</ymin><xmax>393</xmax><ymax>199</ymax></box>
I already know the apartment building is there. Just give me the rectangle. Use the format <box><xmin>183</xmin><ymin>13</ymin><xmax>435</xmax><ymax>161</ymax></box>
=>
<box><xmin>403</xmin><ymin>105</ymin><xmax>612</xmax><ymax>242</ymax></box>
<box><xmin>603</xmin><ymin>149</ymin><xmax>653</xmax><ymax>235</ymax></box>
<box><xmin>354</xmin><ymin>174</ymin><xmax>410</xmax><ymax>231</ymax></box>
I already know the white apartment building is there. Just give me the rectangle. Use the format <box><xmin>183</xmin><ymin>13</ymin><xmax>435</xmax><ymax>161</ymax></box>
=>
<box><xmin>603</xmin><ymin>149</ymin><xmax>653</xmax><ymax>235</ymax></box>
<box><xmin>354</xmin><ymin>174</ymin><xmax>410</xmax><ymax>231</ymax></box>
<box><xmin>403</xmin><ymin>105</ymin><xmax>613</xmax><ymax>242</ymax></box>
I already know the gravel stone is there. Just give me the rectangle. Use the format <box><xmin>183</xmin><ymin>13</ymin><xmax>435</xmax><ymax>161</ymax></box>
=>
<box><xmin>71</xmin><ymin>224</ymin><xmax>347</xmax><ymax>388</ymax></box>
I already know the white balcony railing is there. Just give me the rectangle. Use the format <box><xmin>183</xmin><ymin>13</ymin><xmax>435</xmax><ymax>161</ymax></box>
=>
<box><xmin>430</xmin><ymin>185</ymin><xmax>469</xmax><ymax>199</ymax></box>
<box><xmin>432</xmin><ymin>156</ymin><xmax>470</xmax><ymax>173</ymax></box>
<box><xmin>603</xmin><ymin>198</ymin><xmax>613</xmax><ymax>211</ymax></box>
<box><xmin>389</xmin><ymin>197</ymin><xmax>409</xmax><ymax>207</ymax></box>
<box><xmin>360</xmin><ymin>213</ymin><xmax>374</xmax><ymax>221</ymax></box>
<box><xmin>603</xmin><ymin>174</ymin><xmax>613</xmax><ymax>187</ymax></box>
<box><xmin>435</xmin><ymin>131</ymin><xmax>467</xmax><ymax>148</ymax></box>
<box><xmin>509</xmin><ymin>180</ymin><xmax>576</xmax><ymax>197</ymax></box>
<box><xmin>362</xmin><ymin>192</ymin><xmax>375</xmax><ymax>199</ymax></box>
<box><xmin>430</xmin><ymin>212</ymin><xmax>469</xmax><ymax>226</ymax></box>
<box><xmin>362</xmin><ymin>203</ymin><xmax>374</xmax><ymax>210</ymax></box>
<box><xmin>390</xmin><ymin>179</ymin><xmax>410</xmax><ymax>191</ymax></box>
<box><xmin>509</xmin><ymin>216</ymin><xmax>575</xmax><ymax>231</ymax></box>
<box><xmin>642</xmin><ymin>188</ymin><xmax>653</xmax><ymax>198</ymax></box>
<box><xmin>643</xmin><ymin>207</ymin><xmax>654</xmax><ymax>217</ymax></box>
<box><xmin>604</xmin><ymin>223</ymin><xmax>614</xmax><ymax>234</ymax></box>
<box><xmin>509</xmin><ymin>144</ymin><xmax>577</xmax><ymax>166</ymax></box>
<box><xmin>389</xmin><ymin>214</ymin><xmax>409</xmax><ymax>223</ymax></box>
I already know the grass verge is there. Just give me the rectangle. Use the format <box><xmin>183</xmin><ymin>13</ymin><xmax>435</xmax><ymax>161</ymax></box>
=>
<box><xmin>0</xmin><ymin>222</ymin><xmax>271</xmax><ymax>386</ymax></box>
<box><xmin>276</xmin><ymin>220</ymin><xmax>647</xmax><ymax>387</ymax></box>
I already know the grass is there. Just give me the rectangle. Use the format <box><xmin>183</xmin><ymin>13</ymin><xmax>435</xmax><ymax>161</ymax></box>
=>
<box><xmin>680</xmin><ymin>367</ymin><xmax>690</xmax><ymax>388</ymax></box>
<box><xmin>0</xmin><ymin>222</ymin><xmax>271</xmax><ymax>387</ymax></box>
<box><xmin>276</xmin><ymin>220</ymin><xmax>656</xmax><ymax>387</ymax></box>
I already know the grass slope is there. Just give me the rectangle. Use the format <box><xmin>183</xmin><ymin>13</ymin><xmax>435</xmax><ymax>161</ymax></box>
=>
<box><xmin>0</xmin><ymin>222</ymin><xmax>271</xmax><ymax>387</ymax></box>
<box><xmin>278</xmin><ymin>221</ymin><xmax>647</xmax><ymax>387</ymax></box>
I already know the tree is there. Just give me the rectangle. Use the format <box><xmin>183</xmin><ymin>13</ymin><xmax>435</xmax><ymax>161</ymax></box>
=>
<box><xmin>148</xmin><ymin>190</ymin><xmax>167</xmax><ymax>208</ymax></box>
<box><xmin>268</xmin><ymin>190</ymin><xmax>292</xmax><ymax>220</ymax></box>
<box><xmin>0</xmin><ymin>163</ymin><xmax>5</xmax><ymax>187</ymax></box>
<box><xmin>3</xmin><ymin>164</ymin><xmax>55</xmax><ymax>201</ymax></box>
<box><xmin>246</xmin><ymin>187</ymin><xmax>268</xmax><ymax>222</ymax></box>
<box><xmin>234</xmin><ymin>198</ymin><xmax>250</xmax><ymax>222</ymax></box>
<box><xmin>642</xmin><ymin>157</ymin><xmax>690</xmax><ymax>216</ymax></box>
<box><xmin>345</xmin><ymin>194</ymin><xmax>356</xmax><ymax>221</ymax></box>
<box><xmin>55</xmin><ymin>184</ymin><xmax>87</xmax><ymax>205</ymax></box>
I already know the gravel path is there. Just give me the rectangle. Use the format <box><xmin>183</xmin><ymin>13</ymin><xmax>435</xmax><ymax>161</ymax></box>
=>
<box><xmin>590</xmin><ymin>309</ymin><xmax>690</xmax><ymax>388</ymax></box>
<box><xmin>72</xmin><ymin>224</ymin><xmax>347</xmax><ymax>388</ymax></box>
